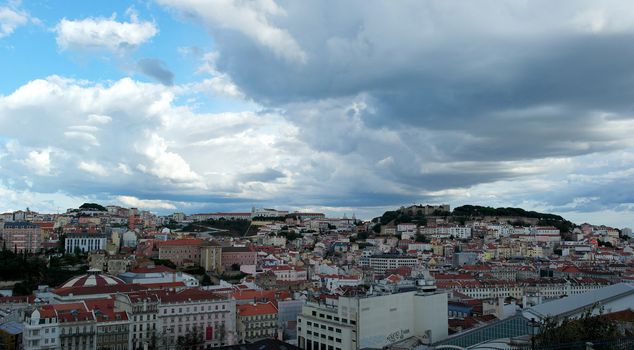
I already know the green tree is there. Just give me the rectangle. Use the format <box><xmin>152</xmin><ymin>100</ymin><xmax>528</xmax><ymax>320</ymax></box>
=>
<box><xmin>79</xmin><ymin>203</ymin><xmax>107</xmax><ymax>211</ymax></box>
<box><xmin>415</xmin><ymin>234</ymin><xmax>429</xmax><ymax>243</ymax></box>
<box><xmin>201</xmin><ymin>274</ymin><xmax>212</xmax><ymax>286</ymax></box>
<box><xmin>535</xmin><ymin>307</ymin><xmax>621</xmax><ymax>346</ymax></box>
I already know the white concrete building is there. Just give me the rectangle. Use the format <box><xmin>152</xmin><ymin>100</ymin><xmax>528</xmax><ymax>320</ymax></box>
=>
<box><xmin>64</xmin><ymin>233</ymin><xmax>107</xmax><ymax>253</ymax></box>
<box><xmin>23</xmin><ymin>308</ymin><xmax>59</xmax><ymax>350</ymax></box>
<box><xmin>121</xmin><ymin>230</ymin><xmax>138</xmax><ymax>248</ymax></box>
<box><xmin>360</xmin><ymin>254</ymin><xmax>419</xmax><ymax>274</ymax></box>
<box><xmin>323</xmin><ymin>275</ymin><xmax>364</xmax><ymax>292</ymax></box>
<box><xmin>267</xmin><ymin>265</ymin><xmax>308</xmax><ymax>282</ymax></box>
<box><xmin>449</xmin><ymin>226</ymin><xmax>472</xmax><ymax>239</ymax></box>
<box><xmin>297</xmin><ymin>291</ymin><xmax>448</xmax><ymax>350</ymax></box>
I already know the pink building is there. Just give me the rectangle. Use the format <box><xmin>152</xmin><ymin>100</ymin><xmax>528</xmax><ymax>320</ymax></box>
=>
<box><xmin>158</xmin><ymin>239</ymin><xmax>204</xmax><ymax>265</ymax></box>
<box><xmin>1</xmin><ymin>221</ymin><xmax>41</xmax><ymax>252</ymax></box>
<box><xmin>221</xmin><ymin>246</ymin><xmax>257</xmax><ymax>270</ymax></box>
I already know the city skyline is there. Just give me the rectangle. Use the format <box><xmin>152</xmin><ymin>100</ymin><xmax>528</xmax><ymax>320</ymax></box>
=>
<box><xmin>2</xmin><ymin>1</ymin><xmax>634</xmax><ymax>228</ymax></box>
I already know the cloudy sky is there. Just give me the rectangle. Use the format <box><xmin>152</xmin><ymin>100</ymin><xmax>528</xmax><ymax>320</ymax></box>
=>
<box><xmin>1</xmin><ymin>0</ymin><xmax>634</xmax><ymax>227</ymax></box>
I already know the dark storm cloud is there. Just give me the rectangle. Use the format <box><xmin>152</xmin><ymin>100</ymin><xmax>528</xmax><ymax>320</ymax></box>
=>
<box><xmin>137</xmin><ymin>58</ymin><xmax>175</xmax><ymax>86</ymax></box>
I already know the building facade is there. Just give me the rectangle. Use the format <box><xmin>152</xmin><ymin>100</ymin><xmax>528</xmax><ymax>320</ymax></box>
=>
<box><xmin>297</xmin><ymin>291</ymin><xmax>448</xmax><ymax>350</ymax></box>
<box><xmin>158</xmin><ymin>239</ymin><xmax>203</xmax><ymax>266</ymax></box>
<box><xmin>157</xmin><ymin>289</ymin><xmax>236</xmax><ymax>348</ymax></box>
<box><xmin>221</xmin><ymin>247</ymin><xmax>257</xmax><ymax>270</ymax></box>
<box><xmin>1</xmin><ymin>222</ymin><xmax>41</xmax><ymax>253</ymax></box>
<box><xmin>64</xmin><ymin>233</ymin><xmax>107</xmax><ymax>254</ymax></box>
<box><xmin>236</xmin><ymin>302</ymin><xmax>278</xmax><ymax>343</ymax></box>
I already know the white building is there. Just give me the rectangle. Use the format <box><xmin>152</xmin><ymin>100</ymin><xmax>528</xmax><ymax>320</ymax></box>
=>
<box><xmin>323</xmin><ymin>275</ymin><xmax>364</xmax><ymax>292</ymax></box>
<box><xmin>118</xmin><ymin>266</ymin><xmax>199</xmax><ymax>287</ymax></box>
<box><xmin>297</xmin><ymin>291</ymin><xmax>448</xmax><ymax>350</ymax></box>
<box><xmin>397</xmin><ymin>223</ymin><xmax>417</xmax><ymax>234</ymax></box>
<box><xmin>121</xmin><ymin>230</ymin><xmax>138</xmax><ymax>248</ymax></box>
<box><xmin>449</xmin><ymin>226</ymin><xmax>472</xmax><ymax>239</ymax></box>
<box><xmin>64</xmin><ymin>233</ymin><xmax>107</xmax><ymax>253</ymax></box>
<box><xmin>251</xmin><ymin>207</ymin><xmax>289</xmax><ymax>218</ymax></box>
<box><xmin>23</xmin><ymin>308</ymin><xmax>59</xmax><ymax>350</ymax></box>
<box><xmin>157</xmin><ymin>289</ymin><xmax>237</xmax><ymax>348</ymax></box>
<box><xmin>532</xmin><ymin>226</ymin><xmax>561</xmax><ymax>236</ymax></box>
<box><xmin>360</xmin><ymin>254</ymin><xmax>419</xmax><ymax>274</ymax></box>
<box><xmin>267</xmin><ymin>265</ymin><xmax>308</xmax><ymax>282</ymax></box>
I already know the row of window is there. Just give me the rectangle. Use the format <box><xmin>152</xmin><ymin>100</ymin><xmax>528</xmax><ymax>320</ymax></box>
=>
<box><xmin>161</xmin><ymin>304</ymin><xmax>226</xmax><ymax>314</ymax></box>
<box><xmin>304</xmin><ymin>330</ymin><xmax>341</xmax><ymax>343</ymax></box>
<box><xmin>303</xmin><ymin>321</ymin><xmax>342</xmax><ymax>334</ymax></box>
<box><xmin>303</xmin><ymin>338</ymin><xmax>342</xmax><ymax>350</ymax></box>
<box><xmin>307</xmin><ymin>311</ymin><xmax>355</xmax><ymax>325</ymax></box>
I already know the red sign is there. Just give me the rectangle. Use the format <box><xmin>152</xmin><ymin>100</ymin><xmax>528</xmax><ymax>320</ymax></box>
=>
<box><xmin>206</xmin><ymin>326</ymin><xmax>214</xmax><ymax>341</ymax></box>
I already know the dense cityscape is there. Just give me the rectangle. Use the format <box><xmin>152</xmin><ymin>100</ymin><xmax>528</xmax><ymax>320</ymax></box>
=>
<box><xmin>0</xmin><ymin>203</ymin><xmax>632</xmax><ymax>349</ymax></box>
<box><xmin>4</xmin><ymin>1</ymin><xmax>634</xmax><ymax>349</ymax></box>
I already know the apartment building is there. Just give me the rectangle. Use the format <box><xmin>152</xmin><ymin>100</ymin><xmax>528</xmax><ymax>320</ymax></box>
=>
<box><xmin>114</xmin><ymin>292</ymin><xmax>159</xmax><ymax>350</ymax></box>
<box><xmin>157</xmin><ymin>288</ymin><xmax>236</xmax><ymax>348</ymax></box>
<box><xmin>297</xmin><ymin>291</ymin><xmax>448</xmax><ymax>350</ymax></box>
<box><xmin>1</xmin><ymin>221</ymin><xmax>41</xmax><ymax>253</ymax></box>
<box><xmin>360</xmin><ymin>254</ymin><xmax>419</xmax><ymax>274</ymax></box>
<box><xmin>237</xmin><ymin>302</ymin><xmax>278</xmax><ymax>343</ymax></box>
<box><xmin>157</xmin><ymin>239</ymin><xmax>204</xmax><ymax>266</ymax></box>
<box><xmin>221</xmin><ymin>247</ymin><xmax>257</xmax><ymax>270</ymax></box>
<box><xmin>64</xmin><ymin>233</ymin><xmax>107</xmax><ymax>254</ymax></box>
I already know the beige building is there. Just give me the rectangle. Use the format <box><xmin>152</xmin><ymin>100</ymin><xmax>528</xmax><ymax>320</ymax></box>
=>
<box><xmin>237</xmin><ymin>302</ymin><xmax>278</xmax><ymax>343</ymax></box>
<box><xmin>200</xmin><ymin>242</ymin><xmax>223</xmax><ymax>272</ymax></box>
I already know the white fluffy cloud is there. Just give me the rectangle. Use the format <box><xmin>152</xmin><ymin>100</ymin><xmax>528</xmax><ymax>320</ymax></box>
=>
<box><xmin>115</xmin><ymin>195</ymin><xmax>177</xmax><ymax>210</ymax></box>
<box><xmin>55</xmin><ymin>14</ymin><xmax>157</xmax><ymax>52</ymax></box>
<box><xmin>78</xmin><ymin>161</ymin><xmax>108</xmax><ymax>176</ymax></box>
<box><xmin>135</xmin><ymin>133</ymin><xmax>204</xmax><ymax>187</ymax></box>
<box><xmin>0</xmin><ymin>75</ymin><xmax>306</xmax><ymax>206</ymax></box>
<box><xmin>22</xmin><ymin>148</ymin><xmax>53</xmax><ymax>176</ymax></box>
<box><xmin>0</xmin><ymin>5</ymin><xmax>28</xmax><ymax>38</ymax></box>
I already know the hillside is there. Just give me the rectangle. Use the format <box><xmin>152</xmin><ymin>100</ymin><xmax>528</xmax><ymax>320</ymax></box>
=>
<box><xmin>371</xmin><ymin>204</ymin><xmax>575</xmax><ymax>234</ymax></box>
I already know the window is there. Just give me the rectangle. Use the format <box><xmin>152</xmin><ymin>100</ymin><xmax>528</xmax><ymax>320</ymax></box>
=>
<box><xmin>335</xmin><ymin>329</ymin><xmax>341</xmax><ymax>333</ymax></box>
<box><xmin>336</xmin><ymin>338</ymin><xmax>341</xmax><ymax>343</ymax></box>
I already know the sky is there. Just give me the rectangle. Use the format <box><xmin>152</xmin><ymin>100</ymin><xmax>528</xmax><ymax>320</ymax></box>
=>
<box><xmin>1</xmin><ymin>0</ymin><xmax>634</xmax><ymax>228</ymax></box>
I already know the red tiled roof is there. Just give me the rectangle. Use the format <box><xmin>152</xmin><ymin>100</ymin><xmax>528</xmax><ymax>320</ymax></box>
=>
<box><xmin>232</xmin><ymin>290</ymin><xmax>291</xmax><ymax>301</ymax></box>
<box><xmin>157</xmin><ymin>288</ymin><xmax>224</xmax><ymax>303</ymax></box>
<box><xmin>158</xmin><ymin>239</ymin><xmax>204</xmax><ymax>246</ymax></box>
<box><xmin>237</xmin><ymin>301</ymin><xmax>278</xmax><ymax>317</ymax></box>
